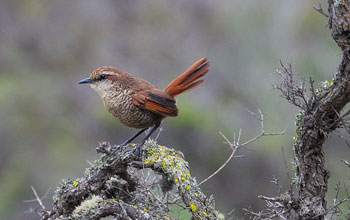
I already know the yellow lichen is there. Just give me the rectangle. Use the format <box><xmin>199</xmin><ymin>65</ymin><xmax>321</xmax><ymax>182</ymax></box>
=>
<box><xmin>142</xmin><ymin>143</ymin><xmax>223</xmax><ymax>218</ymax></box>
<box><xmin>190</xmin><ymin>203</ymin><xmax>198</xmax><ymax>212</ymax></box>
<box><xmin>73</xmin><ymin>181</ymin><xmax>79</xmax><ymax>187</ymax></box>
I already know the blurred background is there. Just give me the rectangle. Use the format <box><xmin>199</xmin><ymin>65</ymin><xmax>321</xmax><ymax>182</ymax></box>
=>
<box><xmin>1</xmin><ymin>0</ymin><xmax>348</xmax><ymax>219</ymax></box>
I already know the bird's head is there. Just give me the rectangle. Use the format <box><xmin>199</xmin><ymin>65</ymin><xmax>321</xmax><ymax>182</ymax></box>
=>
<box><xmin>79</xmin><ymin>66</ymin><xmax>127</xmax><ymax>97</ymax></box>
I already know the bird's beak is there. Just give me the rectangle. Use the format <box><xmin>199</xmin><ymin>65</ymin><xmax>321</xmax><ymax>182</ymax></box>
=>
<box><xmin>78</xmin><ymin>78</ymin><xmax>93</xmax><ymax>84</ymax></box>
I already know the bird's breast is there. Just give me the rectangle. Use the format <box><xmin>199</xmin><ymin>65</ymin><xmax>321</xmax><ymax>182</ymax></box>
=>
<box><xmin>90</xmin><ymin>81</ymin><xmax>162</xmax><ymax>128</ymax></box>
<box><xmin>104</xmin><ymin>89</ymin><xmax>162</xmax><ymax>129</ymax></box>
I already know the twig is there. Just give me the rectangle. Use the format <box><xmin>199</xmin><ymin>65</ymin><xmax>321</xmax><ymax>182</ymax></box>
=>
<box><xmin>312</xmin><ymin>198</ymin><xmax>350</xmax><ymax>219</ymax></box>
<box><xmin>275</xmin><ymin>62</ymin><xmax>309</xmax><ymax>110</ymax></box>
<box><xmin>342</xmin><ymin>160</ymin><xmax>350</xmax><ymax>168</ymax></box>
<box><xmin>198</xmin><ymin>132</ymin><xmax>239</xmax><ymax>186</ymax></box>
<box><xmin>313</xmin><ymin>4</ymin><xmax>329</xmax><ymax>18</ymax></box>
<box><xmin>329</xmin><ymin>105</ymin><xmax>350</xmax><ymax>132</ymax></box>
<box><xmin>199</xmin><ymin>110</ymin><xmax>285</xmax><ymax>186</ymax></box>
<box><xmin>24</xmin><ymin>186</ymin><xmax>49</xmax><ymax>216</ymax></box>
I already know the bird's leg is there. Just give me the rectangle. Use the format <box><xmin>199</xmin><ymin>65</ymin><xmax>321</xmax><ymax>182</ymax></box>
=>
<box><xmin>113</xmin><ymin>128</ymin><xmax>147</xmax><ymax>154</ymax></box>
<box><xmin>134</xmin><ymin>124</ymin><xmax>160</xmax><ymax>159</ymax></box>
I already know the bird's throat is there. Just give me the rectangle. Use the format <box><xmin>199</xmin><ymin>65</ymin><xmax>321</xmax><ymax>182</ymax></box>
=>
<box><xmin>90</xmin><ymin>80</ymin><xmax>116</xmax><ymax>100</ymax></box>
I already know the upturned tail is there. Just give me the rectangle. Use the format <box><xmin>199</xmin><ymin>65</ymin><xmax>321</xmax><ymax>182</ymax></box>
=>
<box><xmin>164</xmin><ymin>57</ymin><xmax>210</xmax><ymax>97</ymax></box>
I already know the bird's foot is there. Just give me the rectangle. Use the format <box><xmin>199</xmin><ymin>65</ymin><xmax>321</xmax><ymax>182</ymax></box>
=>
<box><xmin>112</xmin><ymin>145</ymin><xmax>122</xmax><ymax>154</ymax></box>
<box><xmin>133</xmin><ymin>144</ymin><xmax>143</xmax><ymax>160</ymax></box>
<box><xmin>112</xmin><ymin>143</ymin><xmax>128</xmax><ymax>154</ymax></box>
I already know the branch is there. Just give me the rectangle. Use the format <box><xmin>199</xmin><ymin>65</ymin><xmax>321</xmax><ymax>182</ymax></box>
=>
<box><xmin>313</xmin><ymin>4</ymin><xmax>329</xmax><ymax>18</ymax></box>
<box><xmin>274</xmin><ymin>62</ymin><xmax>310</xmax><ymax>110</ymax></box>
<box><xmin>24</xmin><ymin>186</ymin><xmax>51</xmax><ymax>217</ymax></box>
<box><xmin>41</xmin><ymin>142</ymin><xmax>224</xmax><ymax>220</ymax></box>
<box><xmin>199</xmin><ymin>109</ymin><xmax>285</xmax><ymax>186</ymax></box>
<box><xmin>270</xmin><ymin>1</ymin><xmax>350</xmax><ymax>219</ymax></box>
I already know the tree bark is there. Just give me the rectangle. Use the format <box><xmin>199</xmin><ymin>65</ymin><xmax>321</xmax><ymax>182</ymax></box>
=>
<box><xmin>293</xmin><ymin>1</ymin><xmax>350</xmax><ymax>219</ymax></box>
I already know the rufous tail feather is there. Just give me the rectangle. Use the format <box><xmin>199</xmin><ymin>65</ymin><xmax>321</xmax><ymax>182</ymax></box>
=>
<box><xmin>164</xmin><ymin>57</ymin><xmax>210</xmax><ymax>97</ymax></box>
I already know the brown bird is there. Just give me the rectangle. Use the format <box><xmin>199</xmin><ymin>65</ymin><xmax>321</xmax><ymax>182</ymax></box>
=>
<box><xmin>79</xmin><ymin>57</ymin><xmax>210</xmax><ymax>157</ymax></box>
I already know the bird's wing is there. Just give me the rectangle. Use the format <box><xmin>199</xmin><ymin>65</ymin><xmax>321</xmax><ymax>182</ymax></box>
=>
<box><xmin>132</xmin><ymin>90</ymin><xmax>178</xmax><ymax>117</ymax></box>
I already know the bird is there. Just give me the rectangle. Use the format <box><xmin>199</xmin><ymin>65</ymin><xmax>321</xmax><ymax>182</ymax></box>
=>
<box><xmin>79</xmin><ymin>57</ymin><xmax>210</xmax><ymax>158</ymax></box>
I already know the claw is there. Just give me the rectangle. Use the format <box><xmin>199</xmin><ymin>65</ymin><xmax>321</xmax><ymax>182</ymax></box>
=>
<box><xmin>112</xmin><ymin>145</ymin><xmax>122</xmax><ymax>154</ymax></box>
<box><xmin>133</xmin><ymin>144</ymin><xmax>143</xmax><ymax>160</ymax></box>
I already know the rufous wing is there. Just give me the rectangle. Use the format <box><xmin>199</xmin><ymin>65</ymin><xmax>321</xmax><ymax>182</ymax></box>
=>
<box><xmin>132</xmin><ymin>90</ymin><xmax>178</xmax><ymax>117</ymax></box>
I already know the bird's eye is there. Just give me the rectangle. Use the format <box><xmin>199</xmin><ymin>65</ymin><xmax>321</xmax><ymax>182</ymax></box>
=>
<box><xmin>101</xmin><ymin>74</ymin><xmax>106</xmax><ymax>79</ymax></box>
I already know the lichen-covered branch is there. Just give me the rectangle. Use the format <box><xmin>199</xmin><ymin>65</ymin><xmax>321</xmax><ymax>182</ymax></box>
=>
<box><xmin>40</xmin><ymin>141</ymin><xmax>223</xmax><ymax>220</ymax></box>
<box><xmin>291</xmin><ymin>1</ymin><xmax>350</xmax><ymax>219</ymax></box>
<box><xmin>248</xmin><ymin>1</ymin><xmax>350</xmax><ymax>219</ymax></box>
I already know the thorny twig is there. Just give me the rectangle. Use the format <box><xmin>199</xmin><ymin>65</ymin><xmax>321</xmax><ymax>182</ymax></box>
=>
<box><xmin>199</xmin><ymin>109</ymin><xmax>285</xmax><ymax>186</ymax></box>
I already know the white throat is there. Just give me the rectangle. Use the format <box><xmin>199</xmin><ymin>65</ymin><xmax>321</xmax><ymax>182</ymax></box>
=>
<box><xmin>90</xmin><ymin>80</ymin><xmax>114</xmax><ymax>99</ymax></box>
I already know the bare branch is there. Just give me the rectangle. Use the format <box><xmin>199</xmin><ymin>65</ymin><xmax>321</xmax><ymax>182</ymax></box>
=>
<box><xmin>313</xmin><ymin>4</ymin><xmax>329</xmax><ymax>18</ymax></box>
<box><xmin>274</xmin><ymin>62</ymin><xmax>310</xmax><ymax>110</ymax></box>
<box><xmin>199</xmin><ymin>110</ymin><xmax>285</xmax><ymax>186</ymax></box>
<box><xmin>198</xmin><ymin>132</ymin><xmax>239</xmax><ymax>186</ymax></box>
<box><xmin>23</xmin><ymin>186</ymin><xmax>50</xmax><ymax>217</ymax></box>
<box><xmin>312</xmin><ymin>198</ymin><xmax>350</xmax><ymax>219</ymax></box>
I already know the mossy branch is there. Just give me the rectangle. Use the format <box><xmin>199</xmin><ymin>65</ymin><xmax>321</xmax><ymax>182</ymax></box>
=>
<box><xmin>41</xmin><ymin>141</ymin><xmax>223</xmax><ymax>220</ymax></box>
<box><xmin>247</xmin><ymin>2</ymin><xmax>350</xmax><ymax>219</ymax></box>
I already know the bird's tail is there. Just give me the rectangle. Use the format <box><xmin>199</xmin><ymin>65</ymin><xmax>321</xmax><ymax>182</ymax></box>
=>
<box><xmin>164</xmin><ymin>57</ymin><xmax>210</xmax><ymax>97</ymax></box>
